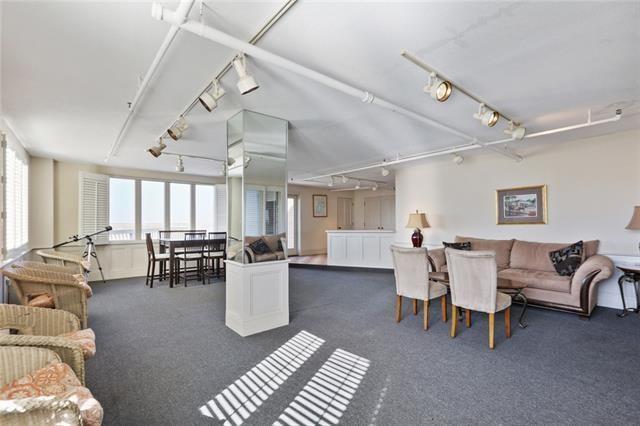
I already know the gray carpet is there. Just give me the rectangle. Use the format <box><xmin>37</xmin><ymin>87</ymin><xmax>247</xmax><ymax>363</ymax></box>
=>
<box><xmin>85</xmin><ymin>267</ymin><xmax>640</xmax><ymax>425</ymax></box>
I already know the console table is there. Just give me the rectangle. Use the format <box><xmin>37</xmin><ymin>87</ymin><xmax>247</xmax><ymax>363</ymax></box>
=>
<box><xmin>616</xmin><ymin>265</ymin><xmax>640</xmax><ymax>317</ymax></box>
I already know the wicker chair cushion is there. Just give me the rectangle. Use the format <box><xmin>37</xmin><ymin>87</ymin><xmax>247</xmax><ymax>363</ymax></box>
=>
<box><xmin>26</xmin><ymin>294</ymin><xmax>55</xmax><ymax>309</ymax></box>
<box><xmin>0</xmin><ymin>362</ymin><xmax>102</xmax><ymax>426</ymax></box>
<box><xmin>59</xmin><ymin>329</ymin><xmax>96</xmax><ymax>359</ymax></box>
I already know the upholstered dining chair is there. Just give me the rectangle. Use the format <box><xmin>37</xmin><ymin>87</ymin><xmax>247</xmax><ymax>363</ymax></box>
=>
<box><xmin>445</xmin><ymin>248</ymin><xmax>512</xmax><ymax>349</ymax></box>
<box><xmin>204</xmin><ymin>232</ymin><xmax>226</xmax><ymax>281</ymax></box>
<box><xmin>145</xmin><ymin>233</ymin><xmax>169</xmax><ymax>288</ymax></box>
<box><xmin>390</xmin><ymin>246</ymin><xmax>448</xmax><ymax>330</ymax></box>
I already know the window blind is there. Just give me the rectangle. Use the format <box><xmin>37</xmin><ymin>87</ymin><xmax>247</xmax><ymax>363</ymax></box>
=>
<box><xmin>215</xmin><ymin>184</ymin><xmax>227</xmax><ymax>232</ymax></box>
<box><xmin>245</xmin><ymin>188</ymin><xmax>263</xmax><ymax>236</ymax></box>
<box><xmin>4</xmin><ymin>147</ymin><xmax>29</xmax><ymax>252</ymax></box>
<box><xmin>79</xmin><ymin>172</ymin><xmax>109</xmax><ymax>243</ymax></box>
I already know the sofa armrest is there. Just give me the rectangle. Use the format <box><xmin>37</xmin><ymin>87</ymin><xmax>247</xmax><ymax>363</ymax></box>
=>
<box><xmin>280</xmin><ymin>238</ymin><xmax>288</xmax><ymax>260</ymax></box>
<box><xmin>571</xmin><ymin>255</ymin><xmax>614</xmax><ymax>313</ymax></box>
<box><xmin>0</xmin><ymin>335</ymin><xmax>85</xmax><ymax>385</ymax></box>
<box><xmin>243</xmin><ymin>247</ymin><xmax>256</xmax><ymax>264</ymax></box>
<box><xmin>428</xmin><ymin>248</ymin><xmax>446</xmax><ymax>272</ymax></box>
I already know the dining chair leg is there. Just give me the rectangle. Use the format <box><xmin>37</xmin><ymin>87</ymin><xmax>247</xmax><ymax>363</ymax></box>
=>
<box><xmin>145</xmin><ymin>260</ymin><xmax>151</xmax><ymax>287</ymax></box>
<box><xmin>465</xmin><ymin>309</ymin><xmax>472</xmax><ymax>328</ymax></box>
<box><xmin>395</xmin><ymin>295</ymin><xmax>402</xmax><ymax>323</ymax></box>
<box><xmin>450</xmin><ymin>305</ymin><xmax>458</xmax><ymax>337</ymax></box>
<box><xmin>505</xmin><ymin>307</ymin><xmax>511</xmax><ymax>338</ymax></box>
<box><xmin>440</xmin><ymin>295</ymin><xmax>447</xmax><ymax>322</ymax></box>
<box><xmin>423</xmin><ymin>299</ymin><xmax>429</xmax><ymax>330</ymax></box>
<box><xmin>150</xmin><ymin>261</ymin><xmax>155</xmax><ymax>289</ymax></box>
<box><xmin>489</xmin><ymin>313</ymin><xmax>495</xmax><ymax>349</ymax></box>
<box><xmin>412</xmin><ymin>299</ymin><xmax>418</xmax><ymax>315</ymax></box>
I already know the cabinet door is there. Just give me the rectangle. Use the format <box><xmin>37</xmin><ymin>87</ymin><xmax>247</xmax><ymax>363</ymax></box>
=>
<box><xmin>380</xmin><ymin>196</ymin><xmax>395</xmax><ymax>230</ymax></box>
<box><xmin>364</xmin><ymin>197</ymin><xmax>382</xmax><ymax>229</ymax></box>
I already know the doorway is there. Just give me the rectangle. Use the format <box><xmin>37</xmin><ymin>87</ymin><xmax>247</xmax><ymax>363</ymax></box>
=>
<box><xmin>287</xmin><ymin>195</ymin><xmax>299</xmax><ymax>256</ymax></box>
<box><xmin>337</xmin><ymin>197</ymin><xmax>353</xmax><ymax>230</ymax></box>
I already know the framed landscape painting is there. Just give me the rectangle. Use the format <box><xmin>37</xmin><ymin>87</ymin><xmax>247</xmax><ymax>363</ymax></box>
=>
<box><xmin>313</xmin><ymin>194</ymin><xmax>328</xmax><ymax>217</ymax></box>
<box><xmin>496</xmin><ymin>185</ymin><xmax>547</xmax><ymax>225</ymax></box>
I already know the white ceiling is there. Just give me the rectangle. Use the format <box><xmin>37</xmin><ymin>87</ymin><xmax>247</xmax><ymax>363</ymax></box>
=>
<box><xmin>2</xmin><ymin>1</ymin><xmax>639</xmax><ymax>188</ymax></box>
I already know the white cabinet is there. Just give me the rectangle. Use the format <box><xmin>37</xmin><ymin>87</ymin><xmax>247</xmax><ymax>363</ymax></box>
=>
<box><xmin>326</xmin><ymin>230</ymin><xmax>394</xmax><ymax>268</ymax></box>
<box><xmin>363</xmin><ymin>195</ymin><xmax>395</xmax><ymax>230</ymax></box>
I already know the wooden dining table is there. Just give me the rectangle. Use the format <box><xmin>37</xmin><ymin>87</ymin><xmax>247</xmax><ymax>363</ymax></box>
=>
<box><xmin>158</xmin><ymin>235</ymin><xmax>225</xmax><ymax>288</ymax></box>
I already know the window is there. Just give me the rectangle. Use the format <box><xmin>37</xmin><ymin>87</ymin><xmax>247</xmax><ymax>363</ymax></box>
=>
<box><xmin>109</xmin><ymin>178</ymin><xmax>135</xmax><ymax>241</ymax></box>
<box><xmin>4</xmin><ymin>147</ymin><xmax>29</xmax><ymax>252</ymax></box>
<box><xmin>195</xmin><ymin>185</ymin><xmax>215</xmax><ymax>232</ymax></box>
<box><xmin>245</xmin><ymin>187</ymin><xmax>263</xmax><ymax>236</ymax></box>
<box><xmin>141</xmin><ymin>181</ymin><xmax>165</xmax><ymax>238</ymax></box>
<box><xmin>265</xmin><ymin>190</ymin><xmax>283</xmax><ymax>234</ymax></box>
<box><xmin>170</xmin><ymin>183</ymin><xmax>191</xmax><ymax>230</ymax></box>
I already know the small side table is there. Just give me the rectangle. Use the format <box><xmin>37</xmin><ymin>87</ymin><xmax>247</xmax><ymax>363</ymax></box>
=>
<box><xmin>617</xmin><ymin>265</ymin><xmax>640</xmax><ymax>318</ymax></box>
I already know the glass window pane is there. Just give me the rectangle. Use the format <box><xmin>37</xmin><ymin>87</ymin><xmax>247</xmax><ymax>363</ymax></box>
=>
<box><xmin>245</xmin><ymin>188</ymin><xmax>263</xmax><ymax>236</ymax></box>
<box><xmin>170</xmin><ymin>183</ymin><xmax>191</xmax><ymax>230</ymax></box>
<box><xmin>287</xmin><ymin>197</ymin><xmax>295</xmax><ymax>249</ymax></box>
<box><xmin>265</xmin><ymin>190</ymin><xmax>282</xmax><ymax>235</ymax></box>
<box><xmin>196</xmin><ymin>185</ymin><xmax>215</xmax><ymax>233</ymax></box>
<box><xmin>109</xmin><ymin>178</ymin><xmax>135</xmax><ymax>240</ymax></box>
<box><xmin>141</xmin><ymin>181</ymin><xmax>165</xmax><ymax>239</ymax></box>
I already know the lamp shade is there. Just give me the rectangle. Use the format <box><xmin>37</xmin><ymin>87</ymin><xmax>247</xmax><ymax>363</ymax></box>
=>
<box><xmin>406</xmin><ymin>211</ymin><xmax>430</xmax><ymax>229</ymax></box>
<box><xmin>626</xmin><ymin>206</ymin><xmax>640</xmax><ymax>230</ymax></box>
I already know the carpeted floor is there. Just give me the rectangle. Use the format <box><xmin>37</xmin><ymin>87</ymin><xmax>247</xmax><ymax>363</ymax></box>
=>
<box><xmin>86</xmin><ymin>267</ymin><xmax>640</xmax><ymax>425</ymax></box>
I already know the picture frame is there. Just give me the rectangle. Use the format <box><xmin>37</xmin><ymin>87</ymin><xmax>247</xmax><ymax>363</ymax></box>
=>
<box><xmin>312</xmin><ymin>194</ymin><xmax>328</xmax><ymax>217</ymax></box>
<box><xmin>496</xmin><ymin>184</ymin><xmax>547</xmax><ymax>225</ymax></box>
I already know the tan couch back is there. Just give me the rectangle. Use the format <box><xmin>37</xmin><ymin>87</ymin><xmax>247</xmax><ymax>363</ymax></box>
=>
<box><xmin>455</xmin><ymin>236</ymin><xmax>514</xmax><ymax>270</ymax></box>
<box><xmin>510</xmin><ymin>239</ymin><xmax>599</xmax><ymax>272</ymax></box>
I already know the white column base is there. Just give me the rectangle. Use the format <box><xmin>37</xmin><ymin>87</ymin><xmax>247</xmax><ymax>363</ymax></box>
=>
<box><xmin>225</xmin><ymin>259</ymin><xmax>290</xmax><ymax>337</ymax></box>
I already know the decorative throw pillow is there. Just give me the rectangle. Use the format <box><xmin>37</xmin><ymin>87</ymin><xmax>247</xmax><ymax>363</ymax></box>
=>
<box><xmin>27</xmin><ymin>293</ymin><xmax>55</xmax><ymax>309</ymax></box>
<box><xmin>248</xmin><ymin>238</ymin><xmax>272</xmax><ymax>255</ymax></box>
<box><xmin>60</xmin><ymin>328</ymin><xmax>96</xmax><ymax>359</ymax></box>
<box><xmin>73</xmin><ymin>274</ymin><xmax>93</xmax><ymax>298</ymax></box>
<box><xmin>277</xmin><ymin>239</ymin><xmax>284</xmax><ymax>252</ymax></box>
<box><xmin>0</xmin><ymin>362</ymin><xmax>103</xmax><ymax>426</ymax></box>
<box><xmin>443</xmin><ymin>241</ymin><xmax>472</xmax><ymax>251</ymax></box>
<box><xmin>549</xmin><ymin>241</ymin><xmax>584</xmax><ymax>276</ymax></box>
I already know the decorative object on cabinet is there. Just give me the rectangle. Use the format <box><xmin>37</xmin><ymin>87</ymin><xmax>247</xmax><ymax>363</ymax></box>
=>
<box><xmin>406</xmin><ymin>210</ymin><xmax>429</xmax><ymax>248</ymax></box>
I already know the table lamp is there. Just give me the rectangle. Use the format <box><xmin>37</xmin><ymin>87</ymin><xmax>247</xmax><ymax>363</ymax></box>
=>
<box><xmin>406</xmin><ymin>210</ymin><xmax>430</xmax><ymax>247</ymax></box>
<box><xmin>626</xmin><ymin>205</ymin><xmax>640</xmax><ymax>255</ymax></box>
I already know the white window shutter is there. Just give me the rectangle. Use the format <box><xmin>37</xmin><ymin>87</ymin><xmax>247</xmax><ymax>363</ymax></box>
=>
<box><xmin>79</xmin><ymin>172</ymin><xmax>109</xmax><ymax>243</ymax></box>
<box><xmin>215</xmin><ymin>184</ymin><xmax>227</xmax><ymax>232</ymax></box>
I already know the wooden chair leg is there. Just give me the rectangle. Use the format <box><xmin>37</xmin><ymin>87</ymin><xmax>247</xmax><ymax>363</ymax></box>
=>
<box><xmin>465</xmin><ymin>309</ymin><xmax>472</xmax><ymax>328</ymax></box>
<box><xmin>423</xmin><ymin>299</ymin><xmax>429</xmax><ymax>330</ymax></box>
<box><xmin>395</xmin><ymin>295</ymin><xmax>402</xmax><ymax>322</ymax></box>
<box><xmin>441</xmin><ymin>295</ymin><xmax>447</xmax><ymax>322</ymax></box>
<box><xmin>145</xmin><ymin>260</ymin><xmax>151</xmax><ymax>287</ymax></box>
<box><xmin>450</xmin><ymin>305</ymin><xmax>458</xmax><ymax>337</ymax></box>
<box><xmin>489</xmin><ymin>313</ymin><xmax>495</xmax><ymax>349</ymax></box>
<box><xmin>412</xmin><ymin>299</ymin><xmax>418</xmax><ymax>315</ymax></box>
<box><xmin>505</xmin><ymin>307</ymin><xmax>511</xmax><ymax>338</ymax></box>
<box><xmin>150</xmin><ymin>262</ymin><xmax>155</xmax><ymax>288</ymax></box>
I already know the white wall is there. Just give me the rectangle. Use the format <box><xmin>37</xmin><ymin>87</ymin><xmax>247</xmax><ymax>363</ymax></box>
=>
<box><xmin>29</xmin><ymin>157</ymin><xmax>54</xmax><ymax>248</ymax></box>
<box><xmin>287</xmin><ymin>185</ymin><xmax>353</xmax><ymax>255</ymax></box>
<box><xmin>395</xmin><ymin>129</ymin><xmax>640</xmax><ymax>309</ymax></box>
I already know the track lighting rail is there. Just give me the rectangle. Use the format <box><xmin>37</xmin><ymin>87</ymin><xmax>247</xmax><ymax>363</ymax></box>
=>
<box><xmin>163</xmin><ymin>152</ymin><xmax>225</xmax><ymax>162</ymax></box>
<box><xmin>151</xmin><ymin>3</ymin><xmax>520</xmax><ymax>162</ymax></box>
<box><xmin>302</xmin><ymin>110</ymin><xmax>622</xmax><ymax>182</ymax></box>
<box><xmin>156</xmin><ymin>0</ymin><xmax>298</xmax><ymax>141</ymax></box>
<box><xmin>401</xmin><ymin>50</ymin><xmax>517</xmax><ymax>125</ymax></box>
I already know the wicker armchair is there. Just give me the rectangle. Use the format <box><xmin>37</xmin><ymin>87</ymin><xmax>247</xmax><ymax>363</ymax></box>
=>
<box><xmin>0</xmin><ymin>303</ymin><xmax>80</xmax><ymax>336</ymax></box>
<box><xmin>36</xmin><ymin>250</ymin><xmax>90</xmax><ymax>275</ymax></box>
<box><xmin>11</xmin><ymin>263</ymin><xmax>92</xmax><ymax>296</ymax></box>
<box><xmin>0</xmin><ymin>347</ymin><xmax>83</xmax><ymax>425</ymax></box>
<box><xmin>0</xmin><ymin>268</ymin><xmax>89</xmax><ymax>328</ymax></box>
<box><xmin>14</xmin><ymin>260</ymin><xmax>81</xmax><ymax>276</ymax></box>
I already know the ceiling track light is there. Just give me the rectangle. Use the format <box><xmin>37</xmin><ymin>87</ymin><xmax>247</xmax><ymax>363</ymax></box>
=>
<box><xmin>424</xmin><ymin>72</ymin><xmax>452</xmax><ymax>102</ymax></box>
<box><xmin>474</xmin><ymin>103</ymin><xmax>500</xmax><ymax>128</ymax></box>
<box><xmin>452</xmin><ymin>153</ymin><xmax>464</xmax><ymax>165</ymax></box>
<box><xmin>355</xmin><ymin>180</ymin><xmax>361</xmax><ymax>189</ymax></box>
<box><xmin>175</xmin><ymin>155</ymin><xmax>184</xmax><ymax>173</ymax></box>
<box><xmin>199</xmin><ymin>80</ymin><xmax>226</xmax><ymax>112</ymax></box>
<box><xmin>504</xmin><ymin>121</ymin><xmax>526</xmax><ymax>140</ymax></box>
<box><xmin>372</xmin><ymin>183</ymin><xmax>379</xmax><ymax>191</ymax></box>
<box><xmin>381</xmin><ymin>166</ymin><xmax>390</xmax><ymax>177</ymax></box>
<box><xmin>147</xmin><ymin>138</ymin><xmax>167</xmax><ymax>158</ymax></box>
<box><xmin>232</xmin><ymin>54</ymin><xmax>260</xmax><ymax>95</ymax></box>
<box><xmin>341</xmin><ymin>175</ymin><xmax>349</xmax><ymax>184</ymax></box>
<box><xmin>328</xmin><ymin>176</ymin><xmax>335</xmax><ymax>187</ymax></box>
<box><xmin>168</xmin><ymin>116</ymin><xmax>188</xmax><ymax>140</ymax></box>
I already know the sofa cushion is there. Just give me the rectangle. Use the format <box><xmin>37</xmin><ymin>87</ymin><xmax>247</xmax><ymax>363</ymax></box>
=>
<box><xmin>248</xmin><ymin>238</ymin><xmax>272</xmax><ymax>255</ymax></box>
<box><xmin>59</xmin><ymin>328</ymin><xmax>96</xmax><ymax>359</ymax></box>
<box><xmin>510</xmin><ymin>239</ymin><xmax>599</xmax><ymax>273</ymax></box>
<box><xmin>455</xmin><ymin>236</ymin><xmax>514</xmax><ymax>270</ymax></box>
<box><xmin>549</xmin><ymin>241</ymin><xmax>584</xmax><ymax>276</ymax></box>
<box><xmin>498</xmin><ymin>268</ymin><xmax>571</xmax><ymax>293</ymax></box>
<box><xmin>253</xmin><ymin>253</ymin><xmax>278</xmax><ymax>263</ymax></box>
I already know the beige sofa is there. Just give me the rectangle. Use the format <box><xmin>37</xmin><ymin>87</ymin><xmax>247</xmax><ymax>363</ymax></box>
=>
<box><xmin>244</xmin><ymin>233</ymin><xmax>288</xmax><ymax>263</ymax></box>
<box><xmin>428</xmin><ymin>236</ymin><xmax>614</xmax><ymax>317</ymax></box>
